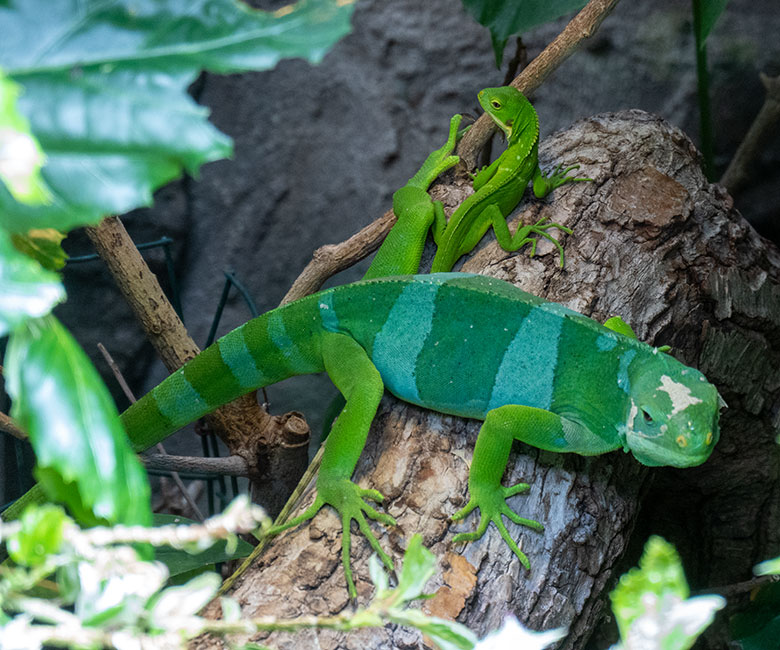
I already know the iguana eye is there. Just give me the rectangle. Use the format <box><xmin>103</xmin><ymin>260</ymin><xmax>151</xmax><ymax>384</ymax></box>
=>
<box><xmin>642</xmin><ymin>409</ymin><xmax>653</xmax><ymax>423</ymax></box>
<box><xmin>491</xmin><ymin>100</ymin><xmax>501</xmax><ymax>109</ymax></box>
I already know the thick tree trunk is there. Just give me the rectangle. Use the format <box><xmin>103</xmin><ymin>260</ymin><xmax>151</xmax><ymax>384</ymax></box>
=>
<box><xmin>196</xmin><ymin>110</ymin><xmax>780</xmax><ymax>649</ymax></box>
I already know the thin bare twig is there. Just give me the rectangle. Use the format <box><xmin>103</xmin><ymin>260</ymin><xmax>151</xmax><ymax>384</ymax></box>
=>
<box><xmin>142</xmin><ymin>453</ymin><xmax>249</xmax><ymax>477</ymax></box>
<box><xmin>0</xmin><ymin>411</ymin><xmax>27</xmax><ymax>442</ymax></box>
<box><xmin>281</xmin><ymin>209</ymin><xmax>396</xmax><ymax>304</ymax></box>
<box><xmin>696</xmin><ymin>574</ymin><xmax>780</xmax><ymax>599</ymax></box>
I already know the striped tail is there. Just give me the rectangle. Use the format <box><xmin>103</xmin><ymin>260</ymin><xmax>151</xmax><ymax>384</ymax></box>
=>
<box><xmin>120</xmin><ymin>296</ymin><xmax>325</xmax><ymax>452</ymax></box>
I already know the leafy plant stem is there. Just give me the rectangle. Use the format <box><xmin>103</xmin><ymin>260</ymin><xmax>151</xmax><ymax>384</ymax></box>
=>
<box><xmin>692</xmin><ymin>0</ymin><xmax>715</xmax><ymax>180</ymax></box>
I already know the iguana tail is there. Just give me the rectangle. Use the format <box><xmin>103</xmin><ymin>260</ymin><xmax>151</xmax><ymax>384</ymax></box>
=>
<box><xmin>120</xmin><ymin>295</ymin><xmax>325</xmax><ymax>452</ymax></box>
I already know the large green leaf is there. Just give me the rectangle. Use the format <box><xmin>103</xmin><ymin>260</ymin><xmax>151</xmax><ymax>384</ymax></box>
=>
<box><xmin>0</xmin><ymin>69</ymin><xmax>50</xmax><ymax>204</ymax></box>
<box><xmin>4</xmin><ymin>315</ymin><xmax>152</xmax><ymax>526</ymax></box>
<box><xmin>461</xmin><ymin>0</ymin><xmax>587</xmax><ymax>65</ymax></box>
<box><xmin>0</xmin><ymin>0</ymin><xmax>356</xmax><ymax>232</ymax></box>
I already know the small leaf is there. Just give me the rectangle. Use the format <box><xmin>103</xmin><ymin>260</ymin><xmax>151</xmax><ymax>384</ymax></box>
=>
<box><xmin>754</xmin><ymin>555</ymin><xmax>780</xmax><ymax>576</ymax></box>
<box><xmin>76</xmin><ymin>552</ymin><xmax>168</xmax><ymax>626</ymax></box>
<box><xmin>0</xmin><ymin>69</ymin><xmax>50</xmax><ymax>204</ymax></box>
<box><xmin>394</xmin><ymin>534</ymin><xmax>436</xmax><ymax>603</ymax></box>
<box><xmin>460</xmin><ymin>0</ymin><xmax>588</xmax><ymax>65</ymax></box>
<box><xmin>0</xmin><ymin>228</ymin><xmax>64</xmax><ymax>337</ymax></box>
<box><xmin>5</xmin><ymin>503</ymin><xmax>68</xmax><ymax>566</ymax></box>
<box><xmin>220</xmin><ymin>596</ymin><xmax>242</xmax><ymax>623</ymax></box>
<box><xmin>11</xmin><ymin>228</ymin><xmax>67</xmax><ymax>271</ymax></box>
<box><xmin>148</xmin><ymin>572</ymin><xmax>221</xmax><ymax>631</ymax></box>
<box><xmin>5</xmin><ymin>315</ymin><xmax>152</xmax><ymax>527</ymax></box>
<box><xmin>610</xmin><ymin>536</ymin><xmax>724</xmax><ymax>650</ymax></box>
<box><xmin>391</xmin><ymin>609</ymin><xmax>477</xmax><ymax>650</ymax></box>
<box><xmin>152</xmin><ymin>514</ymin><xmax>254</xmax><ymax>580</ymax></box>
<box><xmin>368</xmin><ymin>553</ymin><xmax>390</xmax><ymax>595</ymax></box>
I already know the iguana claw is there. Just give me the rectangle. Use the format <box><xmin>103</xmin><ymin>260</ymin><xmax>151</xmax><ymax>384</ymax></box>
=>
<box><xmin>451</xmin><ymin>481</ymin><xmax>543</xmax><ymax>569</ymax></box>
<box><xmin>267</xmin><ymin>478</ymin><xmax>395</xmax><ymax>599</ymax></box>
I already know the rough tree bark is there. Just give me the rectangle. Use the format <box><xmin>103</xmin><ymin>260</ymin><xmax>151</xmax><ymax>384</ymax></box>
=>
<box><xmin>195</xmin><ymin>110</ymin><xmax>780</xmax><ymax>649</ymax></box>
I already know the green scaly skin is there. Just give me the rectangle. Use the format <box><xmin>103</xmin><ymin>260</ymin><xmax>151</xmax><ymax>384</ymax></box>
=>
<box><xmin>116</xmin><ymin>115</ymin><xmax>719</xmax><ymax>596</ymax></box>
<box><xmin>431</xmin><ymin>87</ymin><xmax>591</xmax><ymax>272</ymax></box>
<box><xmin>119</xmin><ymin>273</ymin><xmax>721</xmax><ymax>598</ymax></box>
<box><xmin>6</xmin><ymin>90</ymin><xmax>719</xmax><ymax>601</ymax></box>
<box><xmin>119</xmin><ymin>104</ymin><xmax>719</xmax><ymax>598</ymax></box>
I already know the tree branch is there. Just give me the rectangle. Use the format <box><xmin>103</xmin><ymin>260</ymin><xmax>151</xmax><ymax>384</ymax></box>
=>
<box><xmin>142</xmin><ymin>453</ymin><xmax>249</xmax><ymax>477</ymax></box>
<box><xmin>85</xmin><ymin>217</ymin><xmax>309</xmax><ymax>516</ymax></box>
<box><xmin>0</xmin><ymin>411</ymin><xmax>27</xmax><ymax>442</ymax></box>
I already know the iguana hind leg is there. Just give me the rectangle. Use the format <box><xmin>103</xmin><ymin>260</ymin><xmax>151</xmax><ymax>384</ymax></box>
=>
<box><xmin>268</xmin><ymin>332</ymin><xmax>394</xmax><ymax>598</ymax></box>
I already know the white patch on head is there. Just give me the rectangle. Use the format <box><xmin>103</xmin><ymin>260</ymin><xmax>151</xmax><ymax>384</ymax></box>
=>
<box><xmin>627</xmin><ymin>399</ymin><xmax>639</xmax><ymax>432</ymax></box>
<box><xmin>658</xmin><ymin>375</ymin><xmax>702</xmax><ymax>416</ymax></box>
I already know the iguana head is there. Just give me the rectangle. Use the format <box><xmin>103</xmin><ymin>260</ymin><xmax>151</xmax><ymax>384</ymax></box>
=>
<box><xmin>478</xmin><ymin>87</ymin><xmax>538</xmax><ymax>144</ymax></box>
<box><xmin>622</xmin><ymin>351</ymin><xmax>721</xmax><ymax>468</ymax></box>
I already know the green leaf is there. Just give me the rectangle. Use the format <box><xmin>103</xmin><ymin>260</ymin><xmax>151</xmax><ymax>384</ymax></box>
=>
<box><xmin>460</xmin><ymin>0</ymin><xmax>587</xmax><ymax>65</ymax></box>
<box><xmin>152</xmin><ymin>513</ymin><xmax>254</xmax><ymax>580</ymax></box>
<box><xmin>5</xmin><ymin>315</ymin><xmax>152</xmax><ymax>527</ymax></box>
<box><xmin>11</xmin><ymin>228</ymin><xmax>67</xmax><ymax>271</ymax></box>
<box><xmin>147</xmin><ymin>572</ymin><xmax>222</xmax><ymax>631</ymax></box>
<box><xmin>368</xmin><ymin>552</ymin><xmax>390</xmax><ymax>595</ymax></box>
<box><xmin>393</xmin><ymin>534</ymin><xmax>437</xmax><ymax>604</ymax></box>
<box><xmin>0</xmin><ymin>228</ymin><xmax>64</xmax><ymax>338</ymax></box>
<box><xmin>0</xmin><ymin>0</ymin><xmax>356</xmax><ymax>232</ymax></box>
<box><xmin>735</xmin><ymin>615</ymin><xmax>780</xmax><ymax>650</ymax></box>
<box><xmin>391</xmin><ymin>609</ymin><xmax>477</xmax><ymax>650</ymax></box>
<box><xmin>0</xmin><ymin>68</ymin><xmax>50</xmax><ymax>204</ymax></box>
<box><xmin>754</xmin><ymin>555</ymin><xmax>780</xmax><ymax>576</ymax></box>
<box><xmin>694</xmin><ymin>0</ymin><xmax>730</xmax><ymax>46</ymax></box>
<box><xmin>5</xmin><ymin>504</ymin><xmax>68</xmax><ymax>567</ymax></box>
<box><xmin>610</xmin><ymin>536</ymin><xmax>725</xmax><ymax>650</ymax></box>
<box><xmin>730</xmin><ymin>582</ymin><xmax>780</xmax><ymax>648</ymax></box>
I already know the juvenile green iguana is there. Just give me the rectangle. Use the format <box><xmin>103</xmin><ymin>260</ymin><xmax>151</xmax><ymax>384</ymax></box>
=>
<box><xmin>117</xmin><ymin>95</ymin><xmax>720</xmax><ymax>597</ymax></box>
<box><xmin>367</xmin><ymin>86</ymin><xmax>589</xmax><ymax>278</ymax></box>
<box><xmin>430</xmin><ymin>86</ymin><xmax>590</xmax><ymax>272</ymax></box>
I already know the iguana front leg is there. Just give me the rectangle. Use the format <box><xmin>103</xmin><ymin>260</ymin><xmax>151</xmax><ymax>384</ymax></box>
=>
<box><xmin>482</xmin><ymin>204</ymin><xmax>573</xmax><ymax>268</ymax></box>
<box><xmin>532</xmin><ymin>162</ymin><xmax>591</xmax><ymax>198</ymax></box>
<box><xmin>452</xmin><ymin>404</ymin><xmax>618</xmax><ymax>565</ymax></box>
<box><xmin>267</xmin><ymin>332</ymin><xmax>394</xmax><ymax>598</ymax></box>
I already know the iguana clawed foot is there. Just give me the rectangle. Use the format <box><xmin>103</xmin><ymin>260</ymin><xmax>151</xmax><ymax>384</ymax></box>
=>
<box><xmin>451</xmin><ymin>480</ymin><xmax>543</xmax><ymax>569</ymax></box>
<box><xmin>536</xmin><ymin>162</ymin><xmax>592</xmax><ymax>194</ymax></box>
<box><xmin>267</xmin><ymin>477</ymin><xmax>395</xmax><ymax>599</ymax></box>
<box><xmin>407</xmin><ymin>113</ymin><xmax>462</xmax><ymax>190</ymax></box>
<box><xmin>515</xmin><ymin>216</ymin><xmax>573</xmax><ymax>268</ymax></box>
